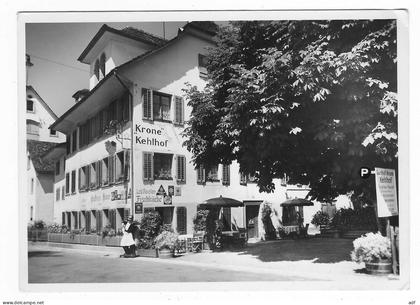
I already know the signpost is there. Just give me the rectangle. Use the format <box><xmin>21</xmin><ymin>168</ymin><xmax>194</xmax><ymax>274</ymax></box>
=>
<box><xmin>374</xmin><ymin>167</ymin><xmax>399</xmax><ymax>275</ymax></box>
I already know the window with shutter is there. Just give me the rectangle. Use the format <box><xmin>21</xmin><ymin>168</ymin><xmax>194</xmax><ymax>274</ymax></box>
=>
<box><xmin>197</xmin><ymin>165</ymin><xmax>205</xmax><ymax>184</ymax></box>
<box><xmin>96</xmin><ymin>210</ymin><xmax>102</xmax><ymax>232</ymax></box>
<box><xmin>174</xmin><ymin>96</ymin><xmax>184</xmax><ymax>125</ymax></box>
<box><xmin>176</xmin><ymin>207</ymin><xmax>187</xmax><ymax>235</ymax></box>
<box><xmin>142</xmin><ymin>88</ymin><xmax>152</xmax><ymax>120</ymax></box>
<box><xmin>222</xmin><ymin>164</ymin><xmax>230</xmax><ymax>185</ymax></box>
<box><xmin>143</xmin><ymin>152</ymin><xmax>153</xmax><ymax>181</ymax></box>
<box><xmin>176</xmin><ymin>155</ymin><xmax>186</xmax><ymax>182</ymax></box>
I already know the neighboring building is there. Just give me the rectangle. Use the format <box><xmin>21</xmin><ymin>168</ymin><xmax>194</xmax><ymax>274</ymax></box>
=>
<box><xmin>49</xmin><ymin>22</ymin><xmax>328</xmax><ymax>238</ymax></box>
<box><xmin>26</xmin><ymin>86</ymin><xmax>66</xmax><ymax>143</ymax></box>
<box><xmin>26</xmin><ymin>57</ymin><xmax>66</xmax><ymax>225</ymax></box>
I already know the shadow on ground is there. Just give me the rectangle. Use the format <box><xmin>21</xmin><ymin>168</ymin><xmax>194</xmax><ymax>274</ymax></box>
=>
<box><xmin>28</xmin><ymin>251</ymin><xmax>63</xmax><ymax>258</ymax></box>
<box><xmin>223</xmin><ymin>238</ymin><xmax>354</xmax><ymax>263</ymax></box>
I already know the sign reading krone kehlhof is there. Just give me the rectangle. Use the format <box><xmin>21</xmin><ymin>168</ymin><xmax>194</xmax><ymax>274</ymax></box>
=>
<box><xmin>134</xmin><ymin>123</ymin><xmax>168</xmax><ymax>148</ymax></box>
<box><xmin>374</xmin><ymin>167</ymin><xmax>398</xmax><ymax>217</ymax></box>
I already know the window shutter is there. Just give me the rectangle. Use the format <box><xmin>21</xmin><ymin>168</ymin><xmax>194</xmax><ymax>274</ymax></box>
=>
<box><xmin>62</xmin><ymin>212</ymin><xmax>65</xmax><ymax>226</ymax></box>
<box><xmin>78</xmin><ymin>168</ymin><xmax>81</xmax><ymax>191</ymax></box>
<box><xmin>176</xmin><ymin>155</ymin><xmax>186</xmax><ymax>182</ymax></box>
<box><xmin>97</xmin><ymin>161</ymin><xmax>102</xmax><ymax>187</ymax></box>
<box><xmin>143</xmin><ymin>152</ymin><xmax>153</xmax><ymax>181</ymax></box>
<box><xmin>108</xmin><ymin>156</ymin><xmax>115</xmax><ymax>184</ymax></box>
<box><xmin>240</xmin><ymin>172</ymin><xmax>247</xmax><ymax>185</ymax></box>
<box><xmin>124</xmin><ymin>150</ymin><xmax>130</xmax><ymax>181</ymax></box>
<box><xmin>174</xmin><ymin>96</ymin><xmax>184</xmax><ymax>125</ymax></box>
<box><xmin>142</xmin><ymin>88</ymin><xmax>152</xmax><ymax>120</ymax></box>
<box><xmin>197</xmin><ymin>165</ymin><xmax>205</xmax><ymax>184</ymax></box>
<box><xmin>124</xmin><ymin>208</ymin><xmax>130</xmax><ymax>221</ymax></box>
<box><xmin>222</xmin><ymin>164</ymin><xmax>230</xmax><ymax>185</ymax></box>
<box><xmin>176</xmin><ymin>207</ymin><xmax>187</xmax><ymax>235</ymax></box>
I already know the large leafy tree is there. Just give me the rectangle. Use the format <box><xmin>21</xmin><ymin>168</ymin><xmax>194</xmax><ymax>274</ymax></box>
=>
<box><xmin>183</xmin><ymin>20</ymin><xmax>397</xmax><ymax>205</ymax></box>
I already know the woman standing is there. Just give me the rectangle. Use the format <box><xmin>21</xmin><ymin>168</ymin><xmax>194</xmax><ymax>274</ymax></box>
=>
<box><xmin>120</xmin><ymin>216</ymin><xmax>136</xmax><ymax>258</ymax></box>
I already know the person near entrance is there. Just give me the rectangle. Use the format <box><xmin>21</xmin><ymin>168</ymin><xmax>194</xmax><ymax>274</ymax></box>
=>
<box><xmin>120</xmin><ymin>216</ymin><xmax>136</xmax><ymax>258</ymax></box>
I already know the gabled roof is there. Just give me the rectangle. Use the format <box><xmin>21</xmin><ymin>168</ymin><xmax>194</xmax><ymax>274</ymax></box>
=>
<box><xmin>183</xmin><ymin>21</ymin><xmax>219</xmax><ymax>36</ymax></box>
<box><xmin>26</xmin><ymin>86</ymin><xmax>58</xmax><ymax>120</ymax></box>
<box><xmin>27</xmin><ymin>140</ymin><xmax>60</xmax><ymax>173</ymax></box>
<box><xmin>77</xmin><ymin>24</ymin><xmax>167</xmax><ymax>63</ymax></box>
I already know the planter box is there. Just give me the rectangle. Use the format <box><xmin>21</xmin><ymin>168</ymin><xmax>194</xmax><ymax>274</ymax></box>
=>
<box><xmin>136</xmin><ymin>248</ymin><xmax>159</xmax><ymax>258</ymax></box>
<box><xmin>158</xmin><ymin>249</ymin><xmax>174</xmax><ymax>259</ymax></box>
<box><xmin>80</xmin><ymin>234</ymin><xmax>99</xmax><ymax>246</ymax></box>
<box><xmin>48</xmin><ymin>233</ymin><xmax>63</xmax><ymax>243</ymax></box>
<box><xmin>365</xmin><ymin>259</ymin><xmax>392</xmax><ymax>275</ymax></box>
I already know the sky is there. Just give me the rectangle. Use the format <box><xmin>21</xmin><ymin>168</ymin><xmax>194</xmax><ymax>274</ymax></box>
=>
<box><xmin>25</xmin><ymin>22</ymin><xmax>187</xmax><ymax>116</ymax></box>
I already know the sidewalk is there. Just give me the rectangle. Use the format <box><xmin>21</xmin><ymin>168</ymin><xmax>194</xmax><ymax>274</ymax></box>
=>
<box><xmin>28</xmin><ymin>239</ymin><xmax>404</xmax><ymax>289</ymax></box>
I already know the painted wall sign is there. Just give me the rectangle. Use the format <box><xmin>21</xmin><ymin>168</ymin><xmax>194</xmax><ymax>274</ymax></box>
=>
<box><xmin>135</xmin><ymin>202</ymin><xmax>143</xmax><ymax>214</ymax></box>
<box><xmin>134</xmin><ymin>123</ymin><xmax>168</xmax><ymax>148</ymax></box>
<box><xmin>175</xmin><ymin>186</ymin><xmax>181</xmax><ymax>196</ymax></box>
<box><xmin>375</xmin><ymin>167</ymin><xmax>398</xmax><ymax>217</ymax></box>
<box><xmin>168</xmin><ymin>185</ymin><xmax>174</xmax><ymax>196</ymax></box>
<box><xmin>135</xmin><ymin>187</ymin><xmax>161</xmax><ymax>203</ymax></box>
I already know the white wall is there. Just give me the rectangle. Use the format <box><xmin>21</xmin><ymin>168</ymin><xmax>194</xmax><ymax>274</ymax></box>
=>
<box><xmin>26</xmin><ymin>87</ymin><xmax>66</xmax><ymax>143</ymax></box>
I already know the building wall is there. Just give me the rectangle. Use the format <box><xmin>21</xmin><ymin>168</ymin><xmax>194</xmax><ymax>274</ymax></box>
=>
<box><xmin>35</xmin><ymin>173</ymin><xmax>55</xmax><ymax>224</ymax></box>
<box><xmin>54</xmin><ymin>32</ymin><xmax>336</xmax><ymax>237</ymax></box>
<box><xmin>27</xmin><ymin>157</ymin><xmax>37</xmax><ymax>224</ymax></box>
<box><xmin>26</xmin><ymin>87</ymin><xmax>66</xmax><ymax>143</ymax></box>
<box><xmin>52</xmin><ymin>156</ymin><xmax>66</xmax><ymax>223</ymax></box>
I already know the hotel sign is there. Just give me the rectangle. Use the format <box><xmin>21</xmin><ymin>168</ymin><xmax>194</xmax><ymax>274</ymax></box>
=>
<box><xmin>134</xmin><ymin>123</ymin><xmax>168</xmax><ymax>148</ymax></box>
<box><xmin>375</xmin><ymin>168</ymin><xmax>398</xmax><ymax>217</ymax></box>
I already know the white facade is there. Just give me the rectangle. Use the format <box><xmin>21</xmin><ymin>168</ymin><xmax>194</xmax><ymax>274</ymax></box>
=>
<box><xmin>26</xmin><ymin>86</ymin><xmax>66</xmax><ymax>225</ymax></box>
<box><xmin>26</xmin><ymin>86</ymin><xmax>66</xmax><ymax>142</ymax></box>
<box><xmin>52</xmin><ymin>24</ymin><xmax>332</xmax><ymax>238</ymax></box>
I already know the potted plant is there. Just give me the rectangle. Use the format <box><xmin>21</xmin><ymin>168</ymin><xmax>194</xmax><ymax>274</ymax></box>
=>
<box><xmin>311</xmin><ymin>211</ymin><xmax>331</xmax><ymax>229</ymax></box>
<box><xmin>154</xmin><ymin>230</ymin><xmax>179</xmax><ymax>258</ymax></box>
<box><xmin>351</xmin><ymin>232</ymin><xmax>392</xmax><ymax>275</ymax></box>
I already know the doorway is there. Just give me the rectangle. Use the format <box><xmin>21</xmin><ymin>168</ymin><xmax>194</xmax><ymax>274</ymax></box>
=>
<box><xmin>246</xmin><ymin>204</ymin><xmax>260</xmax><ymax>239</ymax></box>
<box><xmin>155</xmin><ymin>207</ymin><xmax>174</xmax><ymax>228</ymax></box>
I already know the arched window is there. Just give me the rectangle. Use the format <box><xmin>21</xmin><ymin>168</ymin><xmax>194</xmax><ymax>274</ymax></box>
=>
<box><xmin>99</xmin><ymin>53</ymin><xmax>106</xmax><ymax>79</ymax></box>
<box><xmin>94</xmin><ymin>60</ymin><xmax>100</xmax><ymax>81</ymax></box>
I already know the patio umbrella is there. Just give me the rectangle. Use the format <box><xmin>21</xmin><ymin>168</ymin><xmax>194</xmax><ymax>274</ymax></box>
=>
<box><xmin>199</xmin><ymin>195</ymin><xmax>243</xmax><ymax>208</ymax></box>
<box><xmin>280</xmin><ymin>198</ymin><xmax>314</xmax><ymax>207</ymax></box>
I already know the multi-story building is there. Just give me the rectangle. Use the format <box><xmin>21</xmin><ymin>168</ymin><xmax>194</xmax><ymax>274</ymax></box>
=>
<box><xmin>26</xmin><ymin>75</ymin><xmax>66</xmax><ymax>224</ymax></box>
<box><xmin>49</xmin><ymin>22</ymin><xmax>323</xmax><ymax>238</ymax></box>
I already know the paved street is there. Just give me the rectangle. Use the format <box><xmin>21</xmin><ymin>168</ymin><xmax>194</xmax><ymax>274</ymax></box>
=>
<box><xmin>27</xmin><ymin>239</ymin><xmax>404</xmax><ymax>288</ymax></box>
<box><xmin>28</xmin><ymin>245</ymin><xmax>310</xmax><ymax>283</ymax></box>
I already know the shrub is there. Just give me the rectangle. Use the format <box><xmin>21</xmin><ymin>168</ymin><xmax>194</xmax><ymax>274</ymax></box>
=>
<box><xmin>351</xmin><ymin>232</ymin><xmax>391</xmax><ymax>263</ymax></box>
<box><xmin>138</xmin><ymin>212</ymin><xmax>162</xmax><ymax>248</ymax></box>
<box><xmin>193</xmin><ymin>208</ymin><xmax>219</xmax><ymax>245</ymax></box>
<box><xmin>331</xmin><ymin>207</ymin><xmax>377</xmax><ymax>231</ymax></box>
<box><xmin>154</xmin><ymin>231</ymin><xmax>179</xmax><ymax>251</ymax></box>
<box><xmin>311</xmin><ymin>211</ymin><xmax>331</xmax><ymax>227</ymax></box>
<box><xmin>47</xmin><ymin>223</ymin><xmax>62</xmax><ymax>233</ymax></box>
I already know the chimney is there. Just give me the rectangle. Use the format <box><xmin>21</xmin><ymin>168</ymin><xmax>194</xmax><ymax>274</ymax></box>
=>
<box><xmin>72</xmin><ymin>89</ymin><xmax>90</xmax><ymax>103</ymax></box>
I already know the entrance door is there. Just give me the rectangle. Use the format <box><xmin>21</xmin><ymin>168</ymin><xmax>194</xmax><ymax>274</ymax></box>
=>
<box><xmin>156</xmin><ymin>207</ymin><xmax>174</xmax><ymax>228</ymax></box>
<box><xmin>246</xmin><ymin>205</ymin><xmax>260</xmax><ymax>239</ymax></box>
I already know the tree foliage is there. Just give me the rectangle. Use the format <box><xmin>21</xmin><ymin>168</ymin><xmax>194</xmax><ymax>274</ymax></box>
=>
<box><xmin>183</xmin><ymin>20</ymin><xmax>397</xmax><ymax>204</ymax></box>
